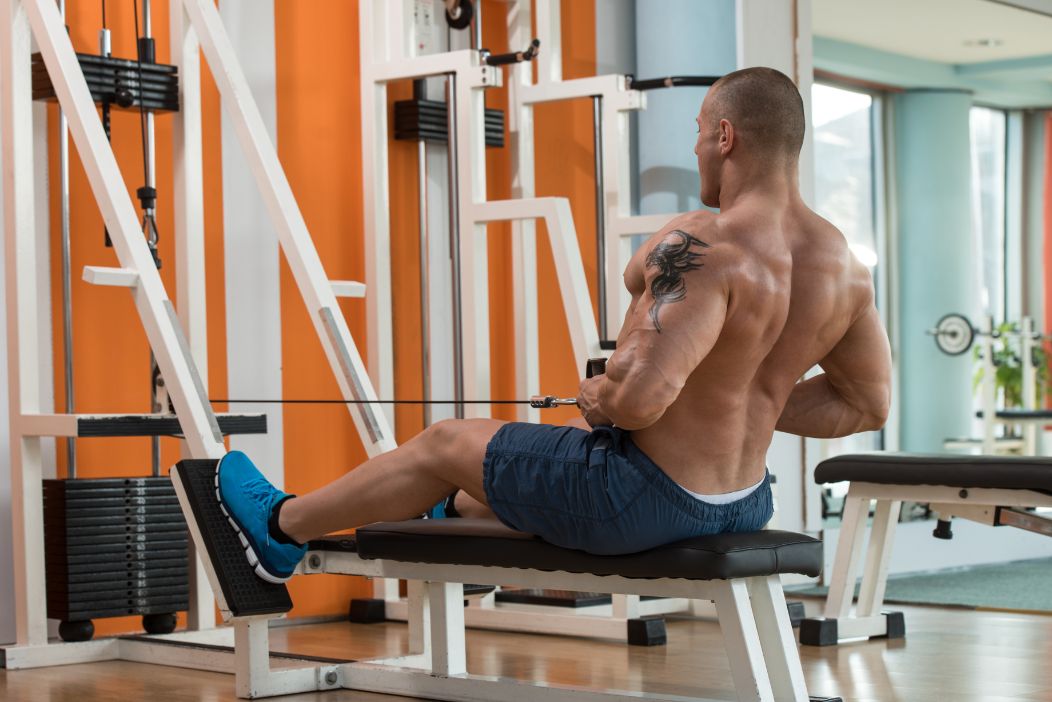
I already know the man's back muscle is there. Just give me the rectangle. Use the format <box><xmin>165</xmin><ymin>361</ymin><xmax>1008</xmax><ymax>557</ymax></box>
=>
<box><xmin>623</xmin><ymin>201</ymin><xmax>877</xmax><ymax>495</ymax></box>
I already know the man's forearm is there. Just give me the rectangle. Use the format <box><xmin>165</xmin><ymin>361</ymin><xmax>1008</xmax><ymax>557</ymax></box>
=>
<box><xmin>776</xmin><ymin>374</ymin><xmax>883</xmax><ymax>438</ymax></box>
<box><xmin>596</xmin><ymin>370</ymin><xmax>675</xmax><ymax>430</ymax></box>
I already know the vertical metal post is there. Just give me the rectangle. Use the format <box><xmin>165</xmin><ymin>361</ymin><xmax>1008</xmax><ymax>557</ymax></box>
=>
<box><xmin>58</xmin><ymin>0</ymin><xmax>75</xmax><ymax>476</ymax></box>
<box><xmin>472</xmin><ymin>0</ymin><xmax>482</xmax><ymax>51</ymax></box>
<box><xmin>418</xmin><ymin>138</ymin><xmax>432</xmax><ymax>426</ymax></box>
<box><xmin>1021</xmin><ymin>317</ymin><xmax>1036</xmax><ymax>454</ymax></box>
<box><xmin>139</xmin><ymin>0</ymin><xmax>162</xmax><ymax>475</ymax></box>
<box><xmin>592</xmin><ymin>95</ymin><xmax>607</xmax><ymax>342</ymax></box>
<box><xmin>981</xmin><ymin>316</ymin><xmax>997</xmax><ymax>453</ymax></box>
<box><xmin>446</xmin><ymin>73</ymin><xmax>464</xmax><ymax>418</ymax></box>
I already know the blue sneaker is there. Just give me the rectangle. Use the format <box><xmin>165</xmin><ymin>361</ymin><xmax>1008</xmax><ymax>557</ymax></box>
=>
<box><xmin>215</xmin><ymin>450</ymin><xmax>306</xmax><ymax>584</ymax></box>
<box><xmin>424</xmin><ymin>490</ymin><xmax>461</xmax><ymax>519</ymax></box>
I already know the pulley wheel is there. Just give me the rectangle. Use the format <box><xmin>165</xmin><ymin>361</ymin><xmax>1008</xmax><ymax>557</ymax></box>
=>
<box><xmin>932</xmin><ymin>313</ymin><xmax>975</xmax><ymax>356</ymax></box>
<box><xmin>445</xmin><ymin>0</ymin><xmax>474</xmax><ymax>30</ymax></box>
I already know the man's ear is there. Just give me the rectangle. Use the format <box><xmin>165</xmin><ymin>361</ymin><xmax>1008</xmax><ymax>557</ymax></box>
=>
<box><xmin>719</xmin><ymin>118</ymin><xmax>734</xmax><ymax>155</ymax></box>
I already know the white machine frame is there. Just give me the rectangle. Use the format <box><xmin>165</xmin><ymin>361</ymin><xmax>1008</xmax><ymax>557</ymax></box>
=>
<box><xmin>3</xmin><ymin>4</ymin><xmax>825</xmax><ymax>701</ymax></box>
<box><xmin>814</xmin><ymin>481</ymin><xmax>1052</xmax><ymax>643</ymax></box>
<box><xmin>2</xmin><ymin>0</ymin><xmax>399</xmax><ymax>668</ymax></box>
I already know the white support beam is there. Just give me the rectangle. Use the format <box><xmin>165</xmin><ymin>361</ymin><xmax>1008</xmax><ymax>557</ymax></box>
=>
<box><xmin>358</xmin><ymin>0</ymin><xmax>394</xmax><ymax>426</ymax></box>
<box><xmin>850</xmin><ymin>482</ymin><xmax>1052</xmax><ymax>508</ymax></box>
<box><xmin>855</xmin><ymin>500</ymin><xmax>900</xmax><ymax>618</ymax></box>
<box><xmin>17</xmin><ymin>413</ymin><xmax>77</xmax><ymax>437</ymax></box>
<box><xmin>180</xmin><ymin>0</ymin><xmax>395</xmax><ymax>456</ymax></box>
<box><xmin>24</xmin><ymin>0</ymin><xmax>225</xmax><ymax>460</ymax></box>
<box><xmin>714</xmin><ymin>579</ymin><xmax>774</xmax><ymax>702</ymax></box>
<box><xmin>82</xmin><ymin>265</ymin><xmax>138</xmax><ymax>287</ymax></box>
<box><xmin>747</xmin><ymin>576</ymin><xmax>808</xmax><ymax>702</ymax></box>
<box><xmin>475</xmin><ymin>198</ymin><xmax>603</xmax><ymax>364</ymax></box>
<box><xmin>330</xmin><ymin>280</ymin><xmax>366</xmax><ymax>298</ymax></box>
<box><xmin>824</xmin><ymin>496</ymin><xmax>869</xmax><ymax>620</ymax></box>
<box><xmin>170</xmin><ymin>0</ymin><xmax>208</xmax><ymax>378</ymax></box>
<box><xmin>427</xmin><ymin>582</ymin><xmax>467</xmax><ymax>676</ymax></box>
<box><xmin>507</xmin><ymin>0</ymin><xmax>539</xmax><ymax>423</ymax></box>
<box><xmin>3</xmin><ymin>0</ymin><xmax>49</xmax><ymax>647</ymax></box>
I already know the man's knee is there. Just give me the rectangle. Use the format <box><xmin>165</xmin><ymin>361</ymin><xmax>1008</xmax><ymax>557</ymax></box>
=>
<box><xmin>419</xmin><ymin>418</ymin><xmax>498</xmax><ymax>466</ymax></box>
<box><xmin>419</xmin><ymin>419</ymin><xmax>470</xmax><ymax>464</ymax></box>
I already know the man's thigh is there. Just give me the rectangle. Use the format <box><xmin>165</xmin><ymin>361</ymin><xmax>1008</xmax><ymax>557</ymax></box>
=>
<box><xmin>429</xmin><ymin>417</ymin><xmax>507</xmax><ymax>505</ymax></box>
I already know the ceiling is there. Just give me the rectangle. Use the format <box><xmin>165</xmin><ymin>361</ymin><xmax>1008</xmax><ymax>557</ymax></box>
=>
<box><xmin>812</xmin><ymin>0</ymin><xmax>1052</xmax><ymax>64</ymax></box>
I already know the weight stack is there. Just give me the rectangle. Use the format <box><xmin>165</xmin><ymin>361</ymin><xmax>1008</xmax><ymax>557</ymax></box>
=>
<box><xmin>394</xmin><ymin>98</ymin><xmax>505</xmax><ymax>147</ymax></box>
<box><xmin>31</xmin><ymin>52</ymin><xmax>180</xmax><ymax>113</ymax></box>
<box><xmin>43</xmin><ymin>477</ymin><xmax>189</xmax><ymax>641</ymax></box>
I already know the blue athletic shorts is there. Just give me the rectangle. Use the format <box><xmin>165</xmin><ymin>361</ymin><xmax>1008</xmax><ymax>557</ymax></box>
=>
<box><xmin>482</xmin><ymin>422</ymin><xmax>774</xmax><ymax>555</ymax></box>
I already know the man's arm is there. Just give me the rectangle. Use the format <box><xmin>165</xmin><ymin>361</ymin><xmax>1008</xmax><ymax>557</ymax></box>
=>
<box><xmin>776</xmin><ymin>302</ymin><xmax>892</xmax><ymax>438</ymax></box>
<box><xmin>578</xmin><ymin>227</ymin><xmax>730</xmax><ymax>430</ymax></box>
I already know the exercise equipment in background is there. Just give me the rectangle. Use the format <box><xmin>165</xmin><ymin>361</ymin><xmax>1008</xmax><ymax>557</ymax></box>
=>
<box><xmin>930</xmin><ymin>313</ymin><xmax>1049</xmax><ymax>454</ymax></box>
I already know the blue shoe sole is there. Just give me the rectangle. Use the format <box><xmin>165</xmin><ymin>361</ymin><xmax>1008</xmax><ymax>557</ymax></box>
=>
<box><xmin>214</xmin><ymin>465</ymin><xmax>294</xmax><ymax>585</ymax></box>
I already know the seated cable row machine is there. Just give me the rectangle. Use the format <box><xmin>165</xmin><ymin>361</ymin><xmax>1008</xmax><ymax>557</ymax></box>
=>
<box><xmin>2</xmin><ymin>1</ymin><xmax>841</xmax><ymax>699</ymax></box>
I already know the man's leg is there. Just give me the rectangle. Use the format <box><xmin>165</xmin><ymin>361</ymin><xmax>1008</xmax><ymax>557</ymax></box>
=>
<box><xmin>277</xmin><ymin>418</ymin><xmax>505</xmax><ymax>543</ymax></box>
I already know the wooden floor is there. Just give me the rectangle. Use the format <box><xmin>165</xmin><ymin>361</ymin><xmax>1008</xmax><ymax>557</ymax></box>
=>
<box><xmin>3</xmin><ymin>598</ymin><xmax>1052</xmax><ymax>701</ymax></box>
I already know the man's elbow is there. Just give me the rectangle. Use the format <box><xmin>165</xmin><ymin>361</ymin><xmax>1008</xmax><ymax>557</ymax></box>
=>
<box><xmin>858</xmin><ymin>394</ymin><xmax>891</xmax><ymax>432</ymax></box>
<box><xmin>604</xmin><ymin>386</ymin><xmax>676</xmax><ymax>430</ymax></box>
<box><xmin>609</xmin><ymin>404</ymin><xmax>666</xmax><ymax>431</ymax></box>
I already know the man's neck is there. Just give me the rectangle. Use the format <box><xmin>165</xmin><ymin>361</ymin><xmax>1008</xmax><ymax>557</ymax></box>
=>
<box><xmin>717</xmin><ymin>161</ymin><xmax>802</xmax><ymax>211</ymax></box>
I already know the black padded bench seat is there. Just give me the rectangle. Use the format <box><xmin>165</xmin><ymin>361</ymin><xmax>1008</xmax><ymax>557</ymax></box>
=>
<box><xmin>816</xmin><ymin>452</ymin><xmax>1052</xmax><ymax>495</ymax></box>
<box><xmin>313</xmin><ymin>518</ymin><xmax>822</xmax><ymax>581</ymax></box>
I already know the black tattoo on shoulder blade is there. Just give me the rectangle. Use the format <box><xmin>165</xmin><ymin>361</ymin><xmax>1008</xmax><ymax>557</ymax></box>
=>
<box><xmin>644</xmin><ymin>229</ymin><xmax>710</xmax><ymax>332</ymax></box>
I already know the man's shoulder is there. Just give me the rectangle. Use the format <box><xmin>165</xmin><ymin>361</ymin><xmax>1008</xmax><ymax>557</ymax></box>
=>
<box><xmin>649</xmin><ymin>210</ymin><xmax>737</xmax><ymax>254</ymax></box>
<box><xmin>641</xmin><ymin>214</ymin><xmax>747</xmax><ymax>297</ymax></box>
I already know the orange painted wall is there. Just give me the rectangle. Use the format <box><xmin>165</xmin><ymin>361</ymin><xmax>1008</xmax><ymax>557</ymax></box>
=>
<box><xmin>49</xmin><ymin>0</ymin><xmax>597</xmax><ymax>629</ymax></box>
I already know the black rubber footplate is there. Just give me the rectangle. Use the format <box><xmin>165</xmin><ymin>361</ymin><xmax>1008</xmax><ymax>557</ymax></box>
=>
<box><xmin>171</xmin><ymin>459</ymin><xmax>292</xmax><ymax>618</ymax></box>
<box><xmin>786</xmin><ymin>600</ymin><xmax>806</xmax><ymax>628</ymax></box>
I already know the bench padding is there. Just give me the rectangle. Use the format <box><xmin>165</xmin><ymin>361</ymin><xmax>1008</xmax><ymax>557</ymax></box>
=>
<box><xmin>815</xmin><ymin>452</ymin><xmax>1052</xmax><ymax>495</ymax></box>
<box><xmin>351</xmin><ymin>518</ymin><xmax>822</xmax><ymax>580</ymax></box>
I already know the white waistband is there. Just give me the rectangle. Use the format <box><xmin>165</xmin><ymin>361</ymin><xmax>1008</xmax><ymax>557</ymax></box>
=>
<box><xmin>679</xmin><ymin>474</ymin><xmax>765</xmax><ymax>505</ymax></box>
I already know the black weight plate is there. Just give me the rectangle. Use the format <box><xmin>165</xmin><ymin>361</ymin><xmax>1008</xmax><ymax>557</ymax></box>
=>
<box><xmin>56</xmin><ymin>597</ymin><xmax>189</xmax><ymax>619</ymax></box>
<box><xmin>55</xmin><ymin>585</ymin><xmax>190</xmax><ymax>604</ymax></box>
<box><xmin>61</xmin><ymin>570</ymin><xmax>188</xmax><ymax>588</ymax></box>
<box><xmin>64</xmin><ymin>559</ymin><xmax>190</xmax><ymax>576</ymax></box>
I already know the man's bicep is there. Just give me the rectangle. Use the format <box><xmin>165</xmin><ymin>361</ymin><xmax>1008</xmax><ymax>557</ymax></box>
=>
<box><xmin>819</xmin><ymin>305</ymin><xmax>892</xmax><ymax>416</ymax></box>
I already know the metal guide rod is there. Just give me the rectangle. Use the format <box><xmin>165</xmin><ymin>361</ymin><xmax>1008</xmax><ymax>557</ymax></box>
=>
<box><xmin>592</xmin><ymin>95</ymin><xmax>607</xmax><ymax>341</ymax></box>
<box><xmin>59</xmin><ymin>0</ymin><xmax>75</xmax><ymax>477</ymax></box>
<box><xmin>472</xmin><ymin>0</ymin><xmax>482</xmax><ymax>52</ymax></box>
<box><xmin>418</xmin><ymin>137</ymin><xmax>432</xmax><ymax>426</ymax></box>
<box><xmin>446</xmin><ymin>72</ymin><xmax>465</xmax><ymax>419</ymax></box>
<box><xmin>139</xmin><ymin>0</ymin><xmax>162</xmax><ymax>476</ymax></box>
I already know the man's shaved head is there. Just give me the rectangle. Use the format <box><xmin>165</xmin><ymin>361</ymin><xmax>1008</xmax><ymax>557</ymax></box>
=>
<box><xmin>705</xmin><ymin>67</ymin><xmax>805</xmax><ymax>161</ymax></box>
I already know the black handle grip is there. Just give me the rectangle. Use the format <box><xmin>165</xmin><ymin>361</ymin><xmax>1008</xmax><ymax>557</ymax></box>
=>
<box><xmin>484</xmin><ymin>39</ymin><xmax>540</xmax><ymax>66</ymax></box>
<box><xmin>586</xmin><ymin>358</ymin><xmax>607</xmax><ymax>379</ymax></box>
<box><xmin>628</xmin><ymin>75</ymin><xmax>721</xmax><ymax>91</ymax></box>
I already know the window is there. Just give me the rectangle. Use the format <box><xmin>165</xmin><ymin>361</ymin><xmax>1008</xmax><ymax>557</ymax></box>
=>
<box><xmin>969</xmin><ymin>107</ymin><xmax>1007</xmax><ymax>320</ymax></box>
<box><xmin>811</xmin><ymin>83</ymin><xmax>885</xmax><ymax>465</ymax></box>
<box><xmin>812</xmin><ymin>83</ymin><xmax>879</xmax><ymax>269</ymax></box>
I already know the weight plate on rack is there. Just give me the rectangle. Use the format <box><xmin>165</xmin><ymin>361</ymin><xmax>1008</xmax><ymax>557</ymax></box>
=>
<box><xmin>933</xmin><ymin>313</ymin><xmax>975</xmax><ymax>356</ymax></box>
